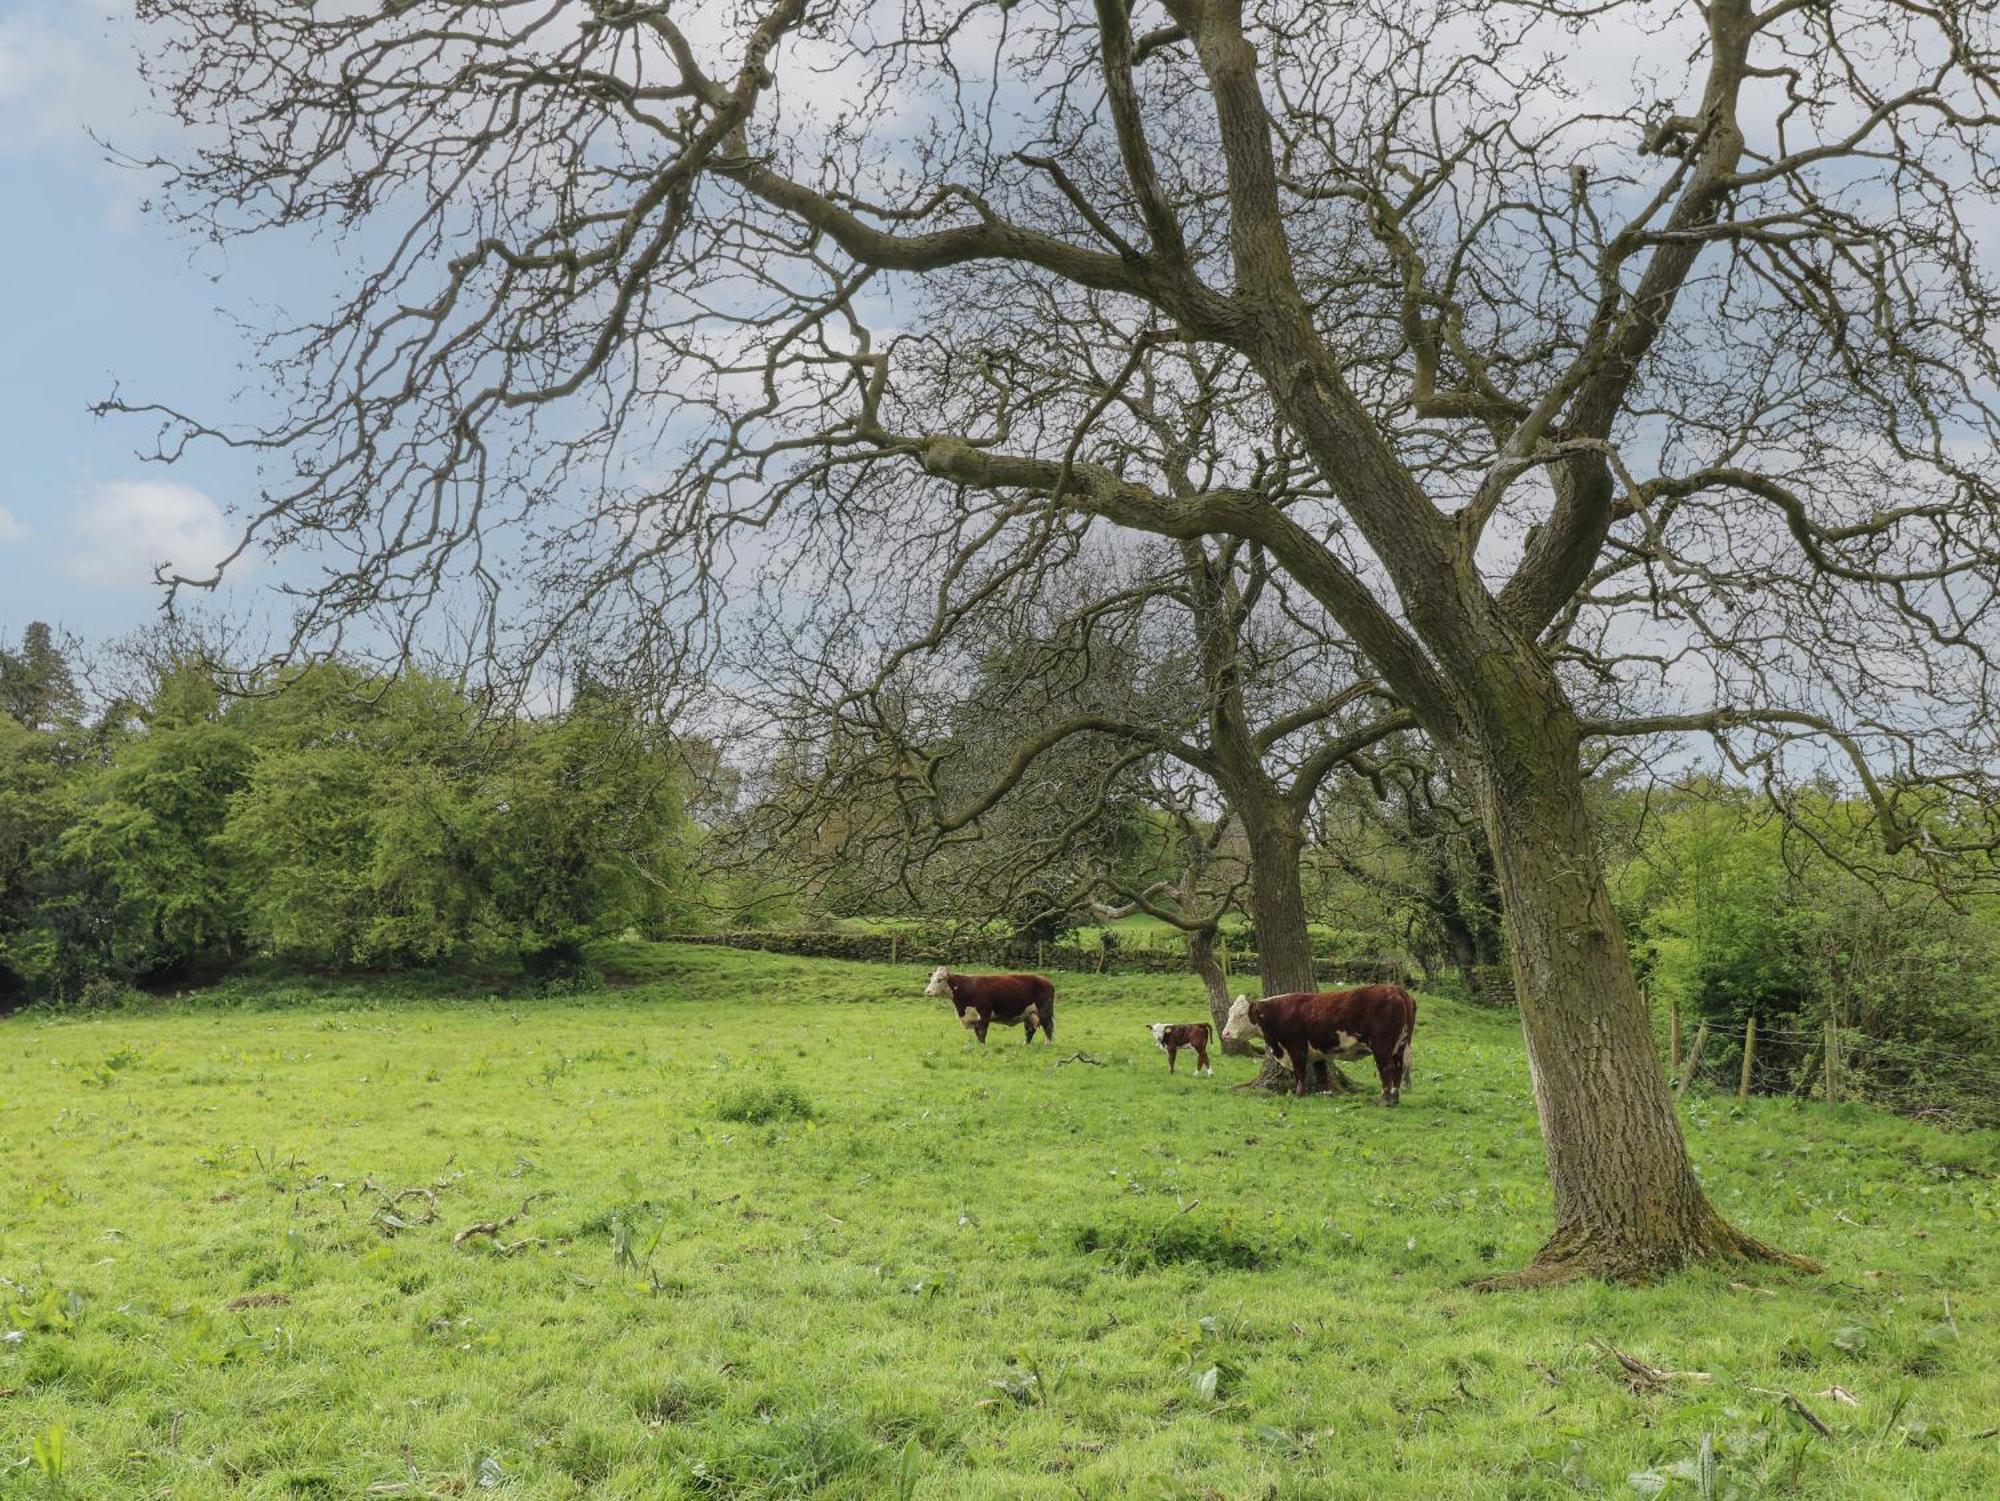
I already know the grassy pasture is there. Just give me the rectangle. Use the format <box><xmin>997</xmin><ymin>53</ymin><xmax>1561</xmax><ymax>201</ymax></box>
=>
<box><xmin>1</xmin><ymin>944</ymin><xmax>1995</xmax><ymax>1499</ymax></box>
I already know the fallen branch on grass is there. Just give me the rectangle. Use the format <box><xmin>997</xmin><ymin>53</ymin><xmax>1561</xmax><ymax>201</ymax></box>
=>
<box><xmin>1056</xmin><ymin>1052</ymin><xmax>1104</xmax><ymax>1066</ymax></box>
<box><xmin>1592</xmin><ymin>1340</ymin><xmax>1712</xmax><ymax>1389</ymax></box>
<box><xmin>1747</xmin><ymin>1388</ymin><xmax>1835</xmax><ymax>1436</ymax></box>
<box><xmin>453</xmin><ymin>1193</ymin><xmax>552</xmax><ymax>1248</ymax></box>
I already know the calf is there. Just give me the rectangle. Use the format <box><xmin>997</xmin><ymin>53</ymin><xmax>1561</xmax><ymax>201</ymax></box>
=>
<box><xmin>924</xmin><ymin>967</ymin><xmax>1055</xmax><ymax>1044</ymax></box>
<box><xmin>1148</xmin><ymin>1022</ymin><xmax>1212</xmax><ymax>1076</ymax></box>
<box><xmin>1221</xmin><ymin>985</ymin><xmax>1415</xmax><ymax>1104</ymax></box>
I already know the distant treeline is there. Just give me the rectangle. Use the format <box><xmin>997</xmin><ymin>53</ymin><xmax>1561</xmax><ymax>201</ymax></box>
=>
<box><xmin>0</xmin><ymin>628</ymin><xmax>694</xmax><ymax>1005</ymax></box>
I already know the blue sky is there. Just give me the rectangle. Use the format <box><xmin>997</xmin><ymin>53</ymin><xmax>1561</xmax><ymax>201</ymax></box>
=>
<box><xmin>0</xmin><ymin>0</ymin><xmax>294</xmax><ymax>648</ymax></box>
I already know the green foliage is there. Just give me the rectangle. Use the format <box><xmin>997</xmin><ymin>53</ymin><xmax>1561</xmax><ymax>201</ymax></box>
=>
<box><xmin>0</xmin><ymin>623</ymin><xmax>83</xmax><ymax>733</ymax></box>
<box><xmin>218</xmin><ymin>666</ymin><xmax>492</xmax><ymax>966</ymax></box>
<box><xmin>1</xmin><ymin>945</ymin><xmax>1996</xmax><ymax>1497</ymax></box>
<box><xmin>0</xmin><ymin>715</ymin><xmax>73</xmax><ymax>1000</ymax></box>
<box><xmin>1614</xmin><ymin>780</ymin><xmax>2000</xmax><ymax>1119</ymax></box>
<box><xmin>48</xmin><ymin>703</ymin><xmax>254</xmax><ymax>983</ymax></box>
<box><xmin>1</xmin><ymin>655</ymin><xmax>697</xmax><ymax>1002</ymax></box>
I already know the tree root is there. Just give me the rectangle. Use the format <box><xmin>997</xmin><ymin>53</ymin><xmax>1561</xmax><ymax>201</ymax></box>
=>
<box><xmin>1234</xmin><ymin>1054</ymin><xmax>1357</xmax><ymax>1095</ymax></box>
<box><xmin>1470</xmin><ymin>1215</ymin><xmax>1821</xmax><ymax>1291</ymax></box>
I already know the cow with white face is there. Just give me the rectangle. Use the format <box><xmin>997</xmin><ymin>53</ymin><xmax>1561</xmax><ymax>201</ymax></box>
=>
<box><xmin>924</xmin><ymin>966</ymin><xmax>1056</xmax><ymax>1045</ymax></box>
<box><xmin>1224</xmin><ymin>986</ymin><xmax>1416</xmax><ymax>1103</ymax></box>
<box><xmin>1148</xmin><ymin>1022</ymin><xmax>1212</xmax><ymax>1076</ymax></box>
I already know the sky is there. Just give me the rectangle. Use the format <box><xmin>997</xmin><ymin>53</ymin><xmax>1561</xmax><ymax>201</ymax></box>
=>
<box><xmin>0</xmin><ymin>0</ymin><xmax>292</xmax><ymax>648</ymax></box>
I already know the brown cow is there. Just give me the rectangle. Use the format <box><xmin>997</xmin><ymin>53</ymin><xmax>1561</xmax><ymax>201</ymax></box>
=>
<box><xmin>925</xmin><ymin>967</ymin><xmax>1055</xmax><ymax>1044</ymax></box>
<box><xmin>1148</xmin><ymin>1022</ymin><xmax>1212</xmax><ymax>1076</ymax></box>
<box><xmin>1221</xmin><ymin>985</ymin><xmax>1415</xmax><ymax>1104</ymax></box>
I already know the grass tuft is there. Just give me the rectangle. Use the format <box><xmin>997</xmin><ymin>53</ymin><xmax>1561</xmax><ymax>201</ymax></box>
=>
<box><xmin>714</xmin><ymin>1079</ymin><xmax>817</xmax><ymax>1124</ymax></box>
<box><xmin>1071</xmin><ymin>1215</ymin><xmax>1272</xmax><ymax>1272</ymax></box>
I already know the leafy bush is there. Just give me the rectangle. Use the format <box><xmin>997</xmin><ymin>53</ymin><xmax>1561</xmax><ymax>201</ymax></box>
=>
<box><xmin>1</xmin><ymin>649</ymin><xmax>700</xmax><ymax>1001</ymax></box>
<box><xmin>1615</xmin><ymin>781</ymin><xmax>2000</xmax><ymax>1122</ymax></box>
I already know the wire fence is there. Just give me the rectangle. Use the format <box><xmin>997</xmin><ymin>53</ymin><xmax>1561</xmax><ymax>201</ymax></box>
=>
<box><xmin>1659</xmin><ymin>1005</ymin><xmax>2000</xmax><ymax>1130</ymax></box>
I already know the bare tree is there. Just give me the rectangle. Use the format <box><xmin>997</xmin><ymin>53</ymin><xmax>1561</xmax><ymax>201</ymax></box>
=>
<box><xmin>1089</xmin><ymin>778</ymin><xmax>1256</xmax><ymax>1051</ymax></box>
<box><xmin>751</xmin><ymin>528</ymin><xmax>1386</xmax><ymax>1067</ymax></box>
<box><xmin>116</xmin><ymin>0</ymin><xmax>2000</xmax><ymax>1280</ymax></box>
<box><xmin>785</xmin><ymin>533</ymin><xmax>1394</xmax><ymax>984</ymax></box>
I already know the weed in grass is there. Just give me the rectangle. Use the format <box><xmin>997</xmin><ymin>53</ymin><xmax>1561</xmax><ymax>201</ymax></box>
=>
<box><xmin>26</xmin><ymin>1429</ymin><xmax>65</xmax><ymax>1493</ymax></box>
<box><xmin>713</xmin><ymin>1079</ymin><xmax>816</xmax><ymax>1124</ymax></box>
<box><xmin>1071</xmin><ymin>1214</ymin><xmax>1271</xmax><ymax>1272</ymax></box>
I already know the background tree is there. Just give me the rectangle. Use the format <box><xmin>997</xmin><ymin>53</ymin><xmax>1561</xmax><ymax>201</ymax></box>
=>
<box><xmin>1088</xmin><ymin>775</ymin><xmax>1259</xmax><ymax>1054</ymax></box>
<box><xmin>116</xmin><ymin>0</ymin><xmax>2000</xmax><ymax>1280</ymax></box>
<box><xmin>750</xmin><ymin>524</ymin><xmax>1394</xmax><ymax>991</ymax></box>
<box><xmin>0</xmin><ymin>624</ymin><xmax>84</xmax><ymax>735</ymax></box>
<box><xmin>1313</xmin><ymin>738</ymin><xmax>1505</xmax><ymax>998</ymax></box>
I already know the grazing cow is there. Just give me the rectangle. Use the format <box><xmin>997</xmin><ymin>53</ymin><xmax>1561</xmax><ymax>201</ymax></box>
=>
<box><xmin>924</xmin><ymin>967</ymin><xmax>1056</xmax><ymax>1044</ymax></box>
<box><xmin>1221</xmin><ymin>985</ymin><xmax>1415</xmax><ymax>1104</ymax></box>
<box><xmin>1148</xmin><ymin>1022</ymin><xmax>1212</xmax><ymax>1076</ymax></box>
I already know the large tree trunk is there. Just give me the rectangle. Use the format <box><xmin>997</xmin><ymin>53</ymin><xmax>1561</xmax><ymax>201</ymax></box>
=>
<box><xmin>1239</xmin><ymin>794</ymin><xmax>1351</xmax><ymax>1093</ymax></box>
<box><xmin>1465</xmin><ymin>692</ymin><xmax>1816</xmax><ymax>1285</ymax></box>
<box><xmin>1187</xmin><ymin>923</ymin><xmax>1255</xmax><ymax>1055</ymax></box>
<box><xmin>1244</xmin><ymin>801</ymin><xmax>1318</xmax><ymax>995</ymax></box>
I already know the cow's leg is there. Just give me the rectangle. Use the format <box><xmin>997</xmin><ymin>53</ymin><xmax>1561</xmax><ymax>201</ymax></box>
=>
<box><xmin>1372</xmin><ymin>1042</ymin><xmax>1400</xmax><ymax>1105</ymax></box>
<box><xmin>1311</xmin><ymin>1056</ymin><xmax>1333</xmax><ymax>1093</ymax></box>
<box><xmin>975</xmin><ymin>1014</ymin><xmax>990</xmax><ymax>1044</ymax></box>
<box><xmin>1286</xmin><ymin>1045</ymin><xmax>1312</xmax><ymax>1096</ymax></box>
<box><xmin>1167</xmin><ymin>1043</ymin><xmax>1178</xmax><ymax>1073</ymax></box>
<box><xmin>1194</xmin><ymin>1042</ymin><xmax>1210</xmax><ymax>1076</ymax></box>
<box><xmin>1022</xmin><ymin>1005</ymin><xmax>1039</xmax><ymax>1044</ymax></box>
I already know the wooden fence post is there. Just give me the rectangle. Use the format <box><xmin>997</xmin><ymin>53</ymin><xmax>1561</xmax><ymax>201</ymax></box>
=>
<box><xmin>1676</xmin><ymin>1021</ymin><xmax>1709</xmax><ymax>1099</ymax></box>
<box><xmin>889</xmin><ymin>932</ymin><xmax>899</xmax><ymax>967</ymax></box>
<box><xmin>1738</xmin><ymin>1014</ymin><xmax>1757</xmax><ymax>1100</ymax></box>
<box><xmin>1220</xmin><ymin>938</ymin><xmax>1230</xmax><ymax>981</ymax></box>
<box><xmin>1037</xmin><ymin>940</ymin><xmax>1046</xmax><ymax>971</ymax></box>
<box><xmin>1824</xmin><ymin>1016</ymin><xmax>1840</xmax><ymax>1105</ymax></box>
<box><xmin>1667</xmin><ymin>988</ymin><xmax>1681</xmax><ymax>1073</ymax></box>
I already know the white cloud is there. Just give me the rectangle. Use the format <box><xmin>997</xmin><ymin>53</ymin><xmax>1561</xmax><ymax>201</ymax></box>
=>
<box><xmin>66</xmin><ymin>478</ymin><xmax>242</xmax><ymax>586</ymax></box>
<box><xmin>0</xmin><ymin>504</ymin><xmax>26</xmax><ymax>543</ymax></box>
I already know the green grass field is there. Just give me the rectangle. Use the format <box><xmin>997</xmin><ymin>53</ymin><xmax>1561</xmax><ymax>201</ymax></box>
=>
<box><xmin>2</xmin><ymin>945</ymin><xmax>1995</xmax><ymax>1498</ymax></box>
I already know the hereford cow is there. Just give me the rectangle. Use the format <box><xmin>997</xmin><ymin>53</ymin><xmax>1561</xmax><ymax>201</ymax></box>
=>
<box><xmin>1148</xmin><ymin>1022</ymin><xmax>1212</xmax><ymax>1076</ymax></box>
<box><xmin>924</xmin><ymin>967</ymin><xmax>1056</xmax><ymax>1044</ymax></box>
<box><xmin>1221</xmin><ymin>985</ymin><xmax>1415</xmax><ymax>1104</ymax></box>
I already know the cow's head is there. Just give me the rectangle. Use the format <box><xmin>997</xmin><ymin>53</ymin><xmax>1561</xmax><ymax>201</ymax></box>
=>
<box><xmin>924</xmin><ymin>966</ymin><xmax>952</xmax><ymax>998</ymax></box>
<box><xmin>1221</xmin><ymin>994</ymin><xmax>1256</xmax><ymax>1042</ymax></box>
<box><xmin>1148</xmin><ymin>1022</ymin><xmax>1169</xmax><ymax>1048</ymax></box>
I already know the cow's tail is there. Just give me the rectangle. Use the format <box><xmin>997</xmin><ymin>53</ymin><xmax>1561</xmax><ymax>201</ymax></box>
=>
<box><xmin>1396</xmin><ymin>989</ymin><xmax>1416</xmax><ymax>1090</ymax></box>
<box><xmin>1039</xmin><ymin>981</ymin><xmax>1055</xmax><ymax>1040</ymax></box>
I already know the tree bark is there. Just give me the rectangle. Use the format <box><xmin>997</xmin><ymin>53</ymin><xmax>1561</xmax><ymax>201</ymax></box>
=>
<box><xmin>1463</xmin><ymin>687</ymin><xmax>1817</xmax><ymax>1285</ymax></box>
<box><xmin>1238</xmin><ymin>793</ymin><xmax>1351</xmax><ymax>1093</ymax></box>
<box><xmin>1243</xmin><ymin>799</ymin><xmax>1318</xmax><ymax>996</ymax></box>
<box><xmin>1187</xmin><ymin>923</ymin><xmax>1254</xmax><ymax>1055</ymax></box>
